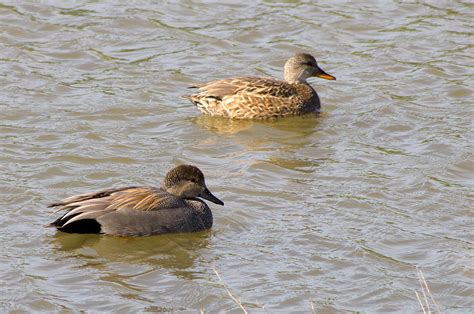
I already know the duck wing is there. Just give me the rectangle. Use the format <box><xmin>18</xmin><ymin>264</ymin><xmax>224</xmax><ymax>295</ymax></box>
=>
<box><xmin>47</xmin><ymin>186</ymin><xmax>191</xmax><ymax>234</ymax></box>
<box><xmin>187</xmin><ymin>76</ymin><xmax>297</xmax><ymax>99</ymax></box>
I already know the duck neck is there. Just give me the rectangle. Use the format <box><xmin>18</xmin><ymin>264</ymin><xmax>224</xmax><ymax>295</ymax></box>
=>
<box><xmin>284</xmin><ymin>70</ymin><xmax>308</xmax><ymax>84</ymax></box>
<box><xmin>161</xmin><ymin>184</ymin><xmax>184</xmax><ymax>198</ymax></box>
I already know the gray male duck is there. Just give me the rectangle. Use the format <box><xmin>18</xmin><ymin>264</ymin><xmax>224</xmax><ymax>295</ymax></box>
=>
<box><xmin>183</xmin><ymin>53</ymin><xmax>335</xmax><ymax>119</ymax></box>
<box><xmin>47</xmin><ymin>165</ymin><xmax>224</xmax><ymax>236</ymax></box>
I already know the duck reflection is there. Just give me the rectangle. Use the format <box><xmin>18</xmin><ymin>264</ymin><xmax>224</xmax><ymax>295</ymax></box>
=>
<box><xmin>258</xmin><ymin>113</ymin><xmax>324</xmax><ymax>135</ymax></box>
<box><xmin>50</xmin><ymin>230</ymin><xmax>211</xmax><ymax>280</ymax></box>
<box><xmin>192</xmin><ymin>113</ymin><xmax>326</xmax><ymax>174</ymax></box>
<box><xmin>193</xmin><ymin>112</ymin><xmax>323</xmax><ymax>136</ymax></box>
<box><xmin>192</xmin><ymin>115</ymin><xmax>254</xmax><ymax>134</ymax></box>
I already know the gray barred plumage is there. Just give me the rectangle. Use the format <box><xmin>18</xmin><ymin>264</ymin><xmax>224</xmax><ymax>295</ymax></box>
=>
<box><xmin>47</xmin><ymin>165</ymin><xmax>224</xmax><ymax>236</ymax></box>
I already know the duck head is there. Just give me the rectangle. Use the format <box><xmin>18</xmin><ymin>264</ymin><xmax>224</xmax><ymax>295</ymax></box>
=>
<box><xmin>162</xmin><ymin>165</ymin><xmax>224</xmax><ymax>205</ymax></box>
<box><xmin>284</xmin><ymin>53</ymin><xmax>336</xmax><ymax>83</ymax></box>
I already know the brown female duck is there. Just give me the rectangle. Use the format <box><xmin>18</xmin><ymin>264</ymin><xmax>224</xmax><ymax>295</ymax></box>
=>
<box><xmin>47</xmin><ymin>165</ymin><xmax>224</xmax><ymax>236</ymax></box>
<box><xmin>183</xmin><ymin>53</ymin><xmax>335</xmax><ymax>119</ymax></box>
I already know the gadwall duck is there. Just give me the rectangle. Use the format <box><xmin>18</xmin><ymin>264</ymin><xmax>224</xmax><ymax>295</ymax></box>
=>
<box><xmin>183</xmin><ymin>53</ymin><xmax>335</xmax><ymax>119</ymax></box>
<box><xmin>47</xmin><ymin>165</ymin><xmax>224</xmax><ymax>236</ymax></box>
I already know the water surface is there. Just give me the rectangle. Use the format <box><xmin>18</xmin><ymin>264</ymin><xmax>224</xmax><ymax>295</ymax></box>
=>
<box><xmin>0</xmin><ymin>1</ymin><xmax>472</xmax><ymax>312</ymax></box>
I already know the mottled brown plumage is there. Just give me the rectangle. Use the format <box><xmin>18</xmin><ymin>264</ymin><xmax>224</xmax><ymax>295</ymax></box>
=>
<box><xmin>47</xmin><ymin>165</ymin><xmax>224</xmax><ymax>236</ymax></box>
<box><xmin>183</xmin><ymin>53</ymin><xmax>335</xmax><ymax>119</ymax></box>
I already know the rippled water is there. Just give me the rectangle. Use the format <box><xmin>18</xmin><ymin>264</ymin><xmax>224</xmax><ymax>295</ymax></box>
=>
<box><xmin>1</xmin><ymin>1</ymin><xmax>472</xmax><ymax>312</ymax></box>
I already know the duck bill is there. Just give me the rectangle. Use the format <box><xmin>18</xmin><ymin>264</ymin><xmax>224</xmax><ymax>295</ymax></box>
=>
<box><xmin>315</xmin><ymin>68</ymin><xmax>336</xmax><ymax>80</ymax></box>
<box><xmin>199</xmin><ymin>188</ymin><xmax>224</xmax><ymax>205</ymax></box>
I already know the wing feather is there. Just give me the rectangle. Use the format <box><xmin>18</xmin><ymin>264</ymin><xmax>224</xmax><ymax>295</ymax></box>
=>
<box><xmin>60</xmin><ymin>203</ymin><xmax>109</xmax><ymax>220</ymax></box>
<box><xmin>190</xmin><ymin>76</ymin><xmax>296</xmax><ymax>99</ymax></box>
<box><xmin>49</xmin><ymin>186</ymin><xmax>186</xmax><ymax>229</ymax></box>
<box><xmin>62</xmin><ymin>208</ymin><xmax>116</xmax><ymax>227</ymax></box>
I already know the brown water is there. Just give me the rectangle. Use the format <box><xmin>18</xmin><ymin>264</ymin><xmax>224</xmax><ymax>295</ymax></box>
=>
<box><xmin>1</xmin><ymin>1</ymin><xmax>472</xmax><ymax>312</ymax></box>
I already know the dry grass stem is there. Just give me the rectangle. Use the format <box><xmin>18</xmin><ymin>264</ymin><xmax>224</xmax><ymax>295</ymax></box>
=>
<box><xmin>212</xmin><ymin>266</ymin><xmax>248</xmax><ymax>314</ymax></box>
<box><xmin>310</xmin><ymin>300</ymin><xmax>316</xmax><ymax>314</ymax></box>
<box><xmin>415</xmin><ymin>291</ymin><xmax>427</xmax><ymax>314</ymax></box>
<box><xmin>415</xmin><ymin>266</ymin><xmax>442</xmax><ymax>314</ymax></box>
